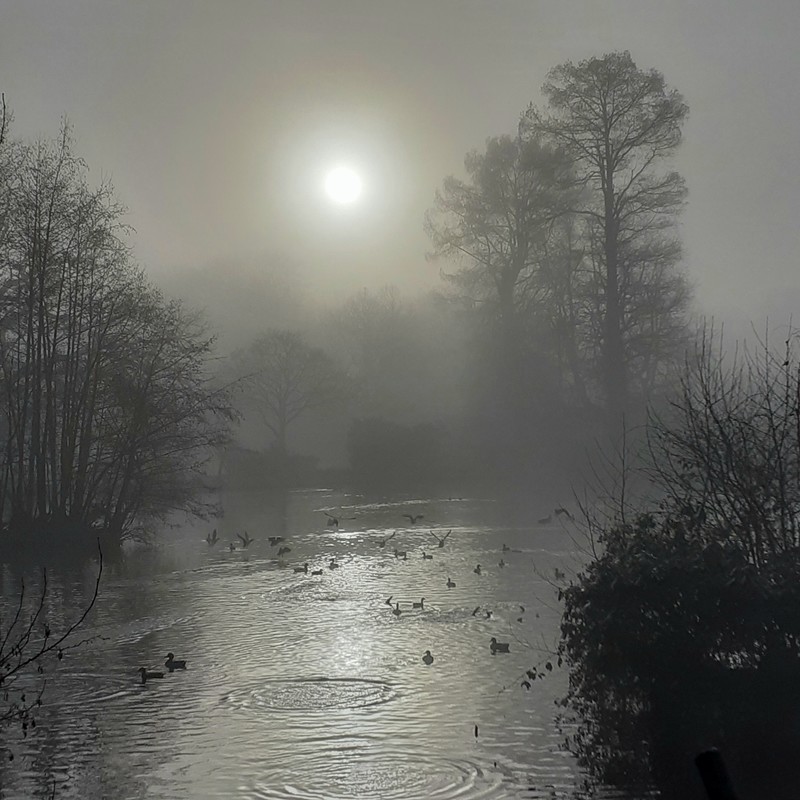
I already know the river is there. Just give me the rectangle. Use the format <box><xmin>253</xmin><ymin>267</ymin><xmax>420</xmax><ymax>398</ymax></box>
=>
<box><xmin>0</xmin><ymin>490</ymin><xmax>639</xmax><ymax>799</ymax></box>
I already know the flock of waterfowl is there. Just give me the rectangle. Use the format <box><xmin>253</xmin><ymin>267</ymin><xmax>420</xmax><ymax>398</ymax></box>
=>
<box><xmin>189</xmin><ymin>504</ymin><xmax>570</xmax><ymax>675</ymax></box>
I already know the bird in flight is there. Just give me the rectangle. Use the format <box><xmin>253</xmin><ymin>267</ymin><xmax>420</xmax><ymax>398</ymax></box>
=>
<box><xmin>402</xmin><ymin>513</ymin><xmax>424</xmax><ymax>524</ymax></box>
<box><xmin>554</xmin><ymin>507</ymin><xmax>575</xmax><ymax>521</ymax></box>
<box><xmin>319</xmin><ymin>511</ymin><xmax>356</xmax><ymax>529</ymax></box>
<box><xmin>377</xmin><ymin>531</ymin><xmax>396</xmax><ymax>548</ymax></box>
<box><xmin>237</xmin><ymin>531</ymin><xmax>254</xmax><ymax>548</ymax></box>
<box><xmin>429</xmin><ymin>529</ymin><xmax>452</xmax><ymax>548</ymax></box>
<box><xmin>268</xmin><ymin>536</ymin><xmax>285</xmax><ymax>546</ymax></box>
<box><xmin>205</xmin><ymin>529</ymin><xmax>218</xmax><ymax>546</ymax></box>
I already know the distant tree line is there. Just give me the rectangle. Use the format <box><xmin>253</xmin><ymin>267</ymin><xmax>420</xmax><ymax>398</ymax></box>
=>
<box><xmin>0</xmin><ymin>98</ymin><xmax>233</xmax><ymax>548</ymax></box>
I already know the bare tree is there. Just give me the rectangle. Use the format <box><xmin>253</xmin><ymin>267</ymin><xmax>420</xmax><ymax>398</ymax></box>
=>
<box><xmin>526</xmin><ymin>51</ymin><xmax>690</xmax><ymax>419</ymax></box>
<box><xmin>231</xmin><ymin>330</ymin><xmax>344</xmax><ymax>455</ymax></box>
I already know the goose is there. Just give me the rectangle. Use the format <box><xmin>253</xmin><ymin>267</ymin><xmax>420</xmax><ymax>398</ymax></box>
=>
<box><xmin>237</xmin><ymin>531</ymin><xmax>254</xmax><ymax>548</ymax></box>
<box><xmin>412</xmin><ymin>598</ymin><xmax>425</xmax><ymax>609</ymax></box>
<box><xmin>329</xmin><ymin>559</ymin><xmax>340</xmax><ymax>570</ymax></box>
<box><xmin>164</xmin><ymin>653</ymin><xmax>187</xmax><ymax>672</ymax></box>
<box><xmin>422</xmin><ymin>650</ymin><xmax>434</xmax><ymax>665</ymax></box>
<box><xmin>430</xmin><ymin>529</ymin><xmax>451</xmax><ymax>548</ymax></box>
<box><xmin>293</xmin><ymin>563</ymin><xmax>309</xmax><ymax>574</ymax></box>
<box><xmin>392</xmin><ymin>602</ymin><xmax>402</xmax><ymax>617</ymax></box>
<box><xmin>311</xmin><ymin>569</ymin><xmax>324</xmax><ymax>576</ymax></box>
<box><xmin>421</xmin><ymin>551</ymin><xmax>433</xmax><ymax>560</ymax></box>
<box><xmin>268</xmin><ymin>536</ymin><xmax>285</xmax><ymax>547</ymax></box>
<box><xmin>277</xmin><ymin>546</ymin><xmax>291</xmax><ymax>557</ymax></box>
<box><xmin>473</xmin><ymin>564</ymin><xmax>482</xmax><ymax>575</ymax></box>
<box><xmin>205</xmin><ymin>529</ymin><xmax>218</xmax><ymax>546</ymax></box>
<box><xmin>377</xmin><ymin>531</ymin><xmax>396</xmax><ymax>548</ymax></box>
<box><xmin>446</xmin><ymin>577</ymin><xmax>456</xmax><ymax>588</ymax></box>
<box><xmin>393</xmin><ymin>549</ymin><xmax>407</xmax><ymax>560</ymax></box>
<box><xmin>402</xmin><ymin>513</ymin><xmax>424</xmax><ymax>524</ymax></box>
<box><xmin>139</xmin><ymin>667</ymin><xmax>165</xmax><ymax>685</ymax></box>
<box><xmin>490</xmin><ymin>637</ymin><xmax>510</xmax><ymax>654</ymax></box>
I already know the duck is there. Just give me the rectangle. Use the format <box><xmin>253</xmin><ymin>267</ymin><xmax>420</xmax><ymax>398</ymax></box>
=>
<box><xmin>228</xmin><ymin>542</ymin><xmax>236</xmax><ymax>552</ymax></box>
<box><xmin>490</xmin><ymin>637</ymin><xmax>510</xmax><ymax>654</ymax></box>
<box><xmin>421</xmin><ymin>550</ymin><xmax>433</xmax><ymax>560</ymax></box>
<box><xmin>446</xmin><ymin>577</ymin><xmax>456</xmax><ymax>588</ymax></box>
<box><xmin>277</xmin><ymin>546</ymin><xmax>292</xmax><ymax>557</ymax></box>
<box><xmin>268</xmin><ymin>536</ymin><xmax>285</xmax><ymax>546</ymax></box>
<box><xmin>394</xmin><ymin>549</ymin><xmax>407</xmax><ymax>560</ymax></box>
<box><xmin>138</xmin><ymin>667</ymin><xmax>165</xmax><ymax>685</ymax></box>
<box><xmin>392</xmin><ymin>602</ymin><xmax>402</xmax><ymax>617</ymax></box>
<box><xmin>502</xmin><ymin>543</ymin><xmax>510</xmax><ymax>552</ymax></box>
<box><xmin>329</xmin><ymin>559</ymin><xmax>340</xmax><ymax>570</ymax></box>
<box><xmin>402</xmin><ymin>513</ymin><xmax>424</xmax><ymax>524</ymax></box>
<box><xmin>412</xmin><ymin>597</ymin><xmax>425</xmax><ymax>609</ymax></box>
<box><xmin>422</xmin><ymin>650</ymin><xmax>434</xmax><ymax>665</ymax></box>
<box><xmin>498</xmin><ymin>559</ymin><xmax>506</xmax><ymax>568</ymax></box>
<box><xmin>237</xmin><ymin>531</ymin><xmax>254</xmax><ymax>548</ymax></box>
<box><xmin>205</xmin><ymin>529</ymin><xmax>218</xmax><ymax>546</ymax></box>
<box><xmin>473</xmin><ymin>564</ymin><xmax>482</xmax><ymax>575</ymax></box>
<box><xmin>311</xmin><ymin>569</ymin><xmax>324</xmax><ymax>576</ymax></box>
<box><xmin>164</xmin><ymin>653</ymin><xmax>187</xmax><ymax>672</ymax></box>
<box><xmin>485</xmin><ymin>610</ymin><xmax>493</xmax><ymax>619</ymax></box>
<box><xmin>293</xmin><ymin>563</ymin><xmax>309</xmax><ymax>574</ymax></box>
<box><xmin>429</xmin><ymin>529</ymin><xmax>451</xmax><ymax>548</ymax></box>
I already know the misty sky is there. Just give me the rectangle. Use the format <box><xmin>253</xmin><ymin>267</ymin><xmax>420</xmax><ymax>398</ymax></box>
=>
<box><xmin>2</xmin><ymin>0</ymin><xmax>799</xmax><ymax>327</ymax></box>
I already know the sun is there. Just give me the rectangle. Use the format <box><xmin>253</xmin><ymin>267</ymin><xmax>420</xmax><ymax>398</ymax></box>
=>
<box><xmin>324</xmin><ymin>166</ymin><xmax>362</xmax><ymax>205</ymax></box>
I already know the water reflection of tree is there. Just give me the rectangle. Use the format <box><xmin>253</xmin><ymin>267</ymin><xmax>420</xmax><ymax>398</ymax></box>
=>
<box><xmin>561</xmin><ymin>331</ymin><xmax>800</xmax><ymax>799</ymax></box>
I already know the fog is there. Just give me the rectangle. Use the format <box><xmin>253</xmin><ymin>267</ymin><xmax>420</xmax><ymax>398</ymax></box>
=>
<box><xmin>2</xmin><ymin>4</ymin><xmax>800</xmax><ymax>799</ymax></box>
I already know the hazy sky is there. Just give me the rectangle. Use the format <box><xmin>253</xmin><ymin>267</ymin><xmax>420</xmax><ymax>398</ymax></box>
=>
<box><xmin>2</xmin><ymin>0</ymin><xmax>799</xmax><ymax>325</ymax></box>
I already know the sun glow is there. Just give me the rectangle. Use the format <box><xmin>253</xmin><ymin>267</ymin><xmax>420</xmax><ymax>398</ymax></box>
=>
<box><xmin>324</xmin><ymin>166</ymin><xmax>363</xmax><ymax>205</ymax></box>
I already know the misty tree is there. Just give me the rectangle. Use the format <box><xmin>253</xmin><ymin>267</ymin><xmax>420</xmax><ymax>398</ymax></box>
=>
<box><xmin>0</xmin><ymin>111</ymin><xmax>234</xmax><ymax>545</ymax></box>
<box><xmin>230</xmin><ymin>329</ymin><xmax>345</xmax><ymax>455</ymax></box>
<box><xmin>425</xmin><ymin>134</ymin><xmax>569</xmax><ymax>401</ymax></box>
<box><xmin>525</xmin><ymin>51</ymin><xmax>690</xmax><ymax>418</ymax></box>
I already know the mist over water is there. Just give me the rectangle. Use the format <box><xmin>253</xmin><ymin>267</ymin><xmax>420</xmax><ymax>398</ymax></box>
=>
<box><xmin>0</xmin><ymin>491</ymin><xmax>640</xmax><ymax>800</ymax></box>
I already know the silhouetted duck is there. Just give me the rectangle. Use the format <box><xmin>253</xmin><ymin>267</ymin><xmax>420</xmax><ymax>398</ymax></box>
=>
<box><xmin>412</xmin><ymin>598</ymin><xmax>425</xmax><ymax>609</ymax></box>
<box><xmin>394</xmin><ymin>549</ymin><xmax>407</xmax><ymax>560</ymax></box>
<box><xmin>329</xmin><ymin>559</ymin><xmax>340</xmax><ymax>569</ymax></box>
<box><xmin>490</xmin><ymin>637</ymin><xmax>510</xmax><ymax>654</ymax></box>
<box><xmin>502</xmin><ymin>543</ymin><xmax>510</xmax><ymax>552</ymax></box>
<box><xmin>392</xmin><ymin>602</ymin><xmax>402</xmax><ymax>617</ymax></box>
<box><xmin>237</xmin><ymin>531</ymin><xmax>254</xmax><ymax>548</ymax></box>
<box><xmin>228</xmin><ymin>542</ymin><xmax>236</xmax><ymax>552</ymax></box>
<box><xmin>430</xmin><ymin>529</ymin><xmax>452</xmax><ymax>548</ymax></box>
<box><xmin>139</xmin><ymin>667</ymin><xmax>165</xmax><ymax>685</ymax></box>
<box><xmin>446</xmin><ymin>577</ymin><xmax>456</xmax><ymax>588</ymax></box>
<box><xmin>205</xmin><ymin>529</ymin><xmax>218</xmax><ymax>546</ymax></box>
<box><xmin>421</xmin><ymin>550</ymin><xmax>433</xmax><ymax>560</ymax></box>
<box><xmin>293</xmin><ymin>563</ymin><xmax>309</xmax><ymax>574</ymax></box>
<box><xmin>422</xmin><ymin>650</ymin><xmax>434</xmax><ymax>665</ymax></box>
<box><xmin>164</xmin><ymin>653</ymin><xmax>187</xmax><ymax>672</ymax></box>
<box><xmin>311</xmin><ymin>569</ymin><xmax>324</xmax><ymax>576</ymax></box>
<box><xmin>473</xmin><ymin>564</ymin><xmax>482</xmax><ymax>575</ymax></box>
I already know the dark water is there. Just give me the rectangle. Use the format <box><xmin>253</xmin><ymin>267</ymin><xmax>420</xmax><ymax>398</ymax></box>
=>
<box><xmin>0</xmin><ymin>491</ymin><xmax>638</xmax><ymax>799</ymax></box>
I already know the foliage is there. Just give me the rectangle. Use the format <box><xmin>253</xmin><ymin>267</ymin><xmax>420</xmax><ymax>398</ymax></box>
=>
<box><xmin>561</xmin><ymin>332</ymin><xmax>800</xmax><ymax>798</ymax></box>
